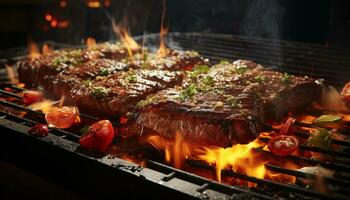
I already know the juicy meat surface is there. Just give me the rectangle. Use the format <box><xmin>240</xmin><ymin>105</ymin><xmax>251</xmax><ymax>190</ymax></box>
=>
<box><xmin>128</xmin><ymin>50</ymin><xmax>206</xmax><ymax>71</ymax></box>
<box><xmin>69</xmin><ymin>69</ymin><xmax>183</xmax><ymax>116</ymax></box>
<box><xmin>135</xmin><ymin>60</ymin><xmax>323</xmax><ymax>147</ymax></box>
<box><xmin>17</xmin><ymin>43</ymin><xmax>134</xmax><ymax>87</ymax></box>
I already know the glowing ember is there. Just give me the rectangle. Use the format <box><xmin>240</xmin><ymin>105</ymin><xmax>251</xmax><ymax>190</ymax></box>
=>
<box><xmin>87</xmin><ymin>0</ymin><xmax>101</xmax><ymax>8</ymax></box>
<box><xmin>157</xmin><ymin>0</ymin><xmax>169</xmax><ymax>58</ymax></box>
<box><xmin>86</xmin><ymin>37</ymin><xmax>96</xmax><ymax>50</ymax></box>
<box><xmin>112</xmin><ymin>19</ymin><xmax>140</xmax><ymax>57</ymax></box>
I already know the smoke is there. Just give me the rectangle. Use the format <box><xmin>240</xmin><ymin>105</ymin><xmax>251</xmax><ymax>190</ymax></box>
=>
<box><xmin>240</xmin><ymin>0</ymin><xmax>284</xmax><ymax>39</ymax></box>
<box><xmin>240</xmin><ymin>0</ymin><xmax>284</xmax><ymax>68</ymax></box>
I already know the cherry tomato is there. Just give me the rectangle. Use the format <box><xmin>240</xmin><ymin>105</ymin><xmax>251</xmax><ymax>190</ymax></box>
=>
<box><xmin>45</xmin><ymin>106</ymin><xmax>79</xmax><ymax>129</ymax></box>
<box><xmin>268</xmin><ymin>135</ymin><xmax>299</xmax><ymax>156</ymax></box>
<box><xmin>279</xmin><ymin>117</ymin><xmax>295</xmax><ymax>135</ymax></box>
<box><xmin>28</xmin><ymin>124</ymin><xmax>49</xmax><ymax>137</ymax></box>
<box><xmin>79</xmin><ymin>120</ymin><xmax>115</xmax><ymax>153</ymax></box>
<box><xmin>22</xmin><ymin>90</ymin><xmax>43</xmax><ymax>105</ymax></box>
<box><xmin>341</xmin><ymin>82</ymin><xmax>350</xmax><ymax>101</ymax></box>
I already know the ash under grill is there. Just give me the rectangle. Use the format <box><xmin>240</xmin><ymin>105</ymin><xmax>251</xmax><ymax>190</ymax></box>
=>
<box><xmin>1</xmin><ymin>33</ymin><xmax>350</xmax><ymax>199</ymax></box>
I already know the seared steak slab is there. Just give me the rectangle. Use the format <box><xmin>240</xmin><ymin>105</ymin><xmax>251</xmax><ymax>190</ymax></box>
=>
<box><xmin>135</xmin><ymin>60</ymin><xmax>322</xmax><ymax>147</ymax></box>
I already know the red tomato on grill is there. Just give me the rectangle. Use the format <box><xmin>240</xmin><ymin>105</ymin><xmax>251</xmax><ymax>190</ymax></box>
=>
<box><xmin>341</xmin><ymin>82</ymin><xmax>350</xmax><ymax>101</ymax></box>
<box><xmin>45</xmin><ymin>106</ymin><xmax>79</xmax><ymax>129</ymax></box>
<box><xmin>22</xmin><ymin>90</ymin><xmax>43</xmax><ymax>105</ymax></box>
<box><xmin>79</xmin><ymin>120</ymin><xmax>115</xmax><ymax>153</ymax></box>
<box><xmin>268</xmin><ymin>135</ymin><xmax>299</xmax><ymax>156</ymax></box>
<box><xmin>28</xmin><ymin>124</ymin><xmax>49</xmax><ymax>137</ymax></box>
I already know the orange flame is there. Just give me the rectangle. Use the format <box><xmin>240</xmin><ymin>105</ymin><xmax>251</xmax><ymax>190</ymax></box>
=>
<box><xmin>86</xmin><ymin>37</ymin><xmax>96</xmax><ymax>50</ymax></box>
<box><xmin>42</xmin><ymin>43</ymin><xmax>53</xmax><ymax>55</ymax></box>
<box><xmin>28</xmin><ymin>95</ymin><xmax>65</xmax><ymax>114</ymax></box>
<box><xmin>28</xmin><ymin>99</ymin><xmax>59</xmax><ymax>114</ymax></box>
<box><xmin>5</xmin><ymin>64</ymin><xmax>18</xmax><ymax>84</ymax></box>
<box><xmin>28</xmin><ymin>40</ymin><xmax>41</xmax><ymax>59</ymax></box>
<box><xmin>157</xmin><ymin>0</ymin><xmax>169</xmax><ymax>58</ymax></box>
<box><xmin>112</xmin><ymin>19</ymin><xmax>139</xmax><ymax>57</ymax></box>
<box><xmin>198</xmin><ymin>136</ymin><xmax>267</xmax><ymax>186</ymax></box>
<box><xmin>146</xmin><ymin>132</ymin><xmax>194</xmax><ymax>169</ymax></box>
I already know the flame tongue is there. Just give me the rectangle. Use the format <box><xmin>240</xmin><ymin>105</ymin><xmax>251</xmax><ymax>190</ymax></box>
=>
<box><xmin>157</xmin><ymin>0</ymin><xmax>169</xmax><ymax>58</ymax></box>
<box><xmin>86</xmin><ymin>37</ymin><xmax>97</xmax><ymax>50</ymax></box>
<box><xmin>42</xmin><ymin>43</ymin><xmax>53</xmax><ymax>55</ymax></box>
<box><xmin>198</xmin><ymin>136</ymin><xmax>267</xmax><ymax>185</ymax></box>
<box><xmin>28</xmin><ymin>39</ymin><xmax>41</xmax><ymax>59</ymax></box>
<box><xmin>112</xmin><ymin>19</ymin><xmax>140</xmax><ymax>57</ymax></box>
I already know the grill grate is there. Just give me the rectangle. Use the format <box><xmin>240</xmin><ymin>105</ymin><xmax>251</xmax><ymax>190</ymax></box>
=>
<box><xmin>1</xmin><ymin>33</ymin><xmax>350</xmax><ymax>199</ymax></box>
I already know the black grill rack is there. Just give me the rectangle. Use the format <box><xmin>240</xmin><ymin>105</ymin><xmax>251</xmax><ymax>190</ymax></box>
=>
<box><xmin>1</xmin><ymin>33</ymin><xmax>350</xmax><ymax>199</ymax></box>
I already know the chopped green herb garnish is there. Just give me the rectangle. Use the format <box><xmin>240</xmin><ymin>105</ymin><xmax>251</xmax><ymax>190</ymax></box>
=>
<box><xmin>137</xmin><ymin>95</ymin><xmax>156</xmax><ymax>108</ymax></box>
<box><xmin>235</xmin><ymin>65</ymin><xmax>248</xmax><ymax>74</ymax></box>
<box><xmin>307</xmin><ymin>128</ymin><xmax>332</xmax><ymax>150</ymax></box>
<box><xmin>282</xmin><ymin>72</ymin><xmax>293</xmax><ymax>84</ymax></box>
<box><xmin>127</xmin><ymin>74</ymin><xmax>137</xmax><ymax>83</ymax></box>
<box><xmin>91</xmin><ymin>86</ymin><xmax>109</xmax><ymax>99</ymax></box>
<box><xmin>254</xmin><ymin>75</ymin><xmax>265</xmax><ymax>83</ymax></box>
<box><xmin>219</xmin><ymin>60</ymin><xmax>230</xmax><ymax>65</ymax></box>
<box><xmin>179</xmin><ymin>84</ymin><xmax>198</xmax><ymax>101</ymax></box>
<box><xmin>226</xmin><ymin>96</ymin><xmax>241</xmax><ymax>108</ymax></box>
<box><xmin>82</xmin><ymin>80</ymin><xmax>92</xmax><ymax>87</ymax></box>
<box><xmin>189</xmin><ymin>64</ymin><xmax>210</xmax><ymax>78</ymax></box>
<box><xmin>202</xmin><ymin>76</ymin><xmax>214</xmax><ymax>85</ymax></box>
<box><xmin>99</xmin><ymin>68</ymin><xmax>109</xmax><ymax>76</ymax></box>
<box><xmin>51</xmin><ymin>55</ymin><xmax>74</xmax><ymax>68</ymax></box>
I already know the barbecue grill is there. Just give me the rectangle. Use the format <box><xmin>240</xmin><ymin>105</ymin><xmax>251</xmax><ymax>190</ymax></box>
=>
<box><xmin>1</xmin><ymin>32</ymin><xmax>350</xmax><ymax>199</ymax></box>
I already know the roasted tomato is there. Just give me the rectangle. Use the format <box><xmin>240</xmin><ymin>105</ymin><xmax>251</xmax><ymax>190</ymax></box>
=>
<box><xmin>268</xmin><ymin>135</ymin><xmax>299</xmax><ymax>156</ymax></box>
<box><xmin>28</xmin><ymin>124</ymin><xmax>49</xmax><ymax>137</ymax></box>
<box><xmin>79</xmin><ymin>120</ymin><xmax>115</xmax><ymax>153</ymax></box>
<box><xmin>45</xmin><ymin>106</ymin><xmax>79</xmax><ymax>129</ymax></box>
<box><xmin>341</xmin><ymin>82</ymin><xmax>350</xmax><ymax>101</ymax></box>
<box><xmin>22</xmin><ymin>90</ymin><xmax>43</xmax><ymax>105</ymax></box>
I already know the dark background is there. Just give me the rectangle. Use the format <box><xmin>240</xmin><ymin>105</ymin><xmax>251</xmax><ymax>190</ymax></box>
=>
<box><xmin>0</xmin><ymin>0</ymin><xmax>349</xmax><ymax>50</ymax></box>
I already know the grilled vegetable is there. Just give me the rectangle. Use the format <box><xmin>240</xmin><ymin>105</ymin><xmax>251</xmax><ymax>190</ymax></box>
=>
<box><xmin>28</xmin><ymin>124</ymin><xmax>49</xmax><ymax>137</ymax></box>
<box><xmin>313</xmin><ymin>115</ymin><xmax>342</xmax><ymax>125</ymax></box>
<box><xmin>22</xmin><ymin>90</ymin><xmax>43</xmax><ymax>105</ymax></box>
<box><xmin>79</xmin><ymin>120</ymin><xmax>115</xmax><ymax>153</ymax></box>
<box><xmin>268</xmin><ymin>135</ymin><xmax>299</xmax><ymax>156</ymax></box>
<box><xmin>45</xmin><ymin>106</ymin><xmax>79</xmax><ymax>129</ymax></box>
<box><xmin>307</xmin><ymin>128</ymin><xmax>332</xmax><ymax>150</ymax></box>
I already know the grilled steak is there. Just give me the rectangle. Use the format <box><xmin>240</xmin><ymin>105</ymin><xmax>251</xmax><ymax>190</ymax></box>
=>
<box><xmin>42</xmin><ymin>58</ymin><xmax>131</xmax><ymax>99</ymax></box>
<box><xmin>134</xmin><ymin>60</ymin><xmax>323</xmax><ymax>147</ymax></box>
<box><xmin>17</xmin><ymin>43</ymin><xmax>134</xmax><ymax>87</ymax></box>
<box><xmin>17</xmin><ymin>45</ymin><xmax>203</xmax><ymax>117</ymax></box>
<box><xmin>127</xmin><ymin>50</ymin><xmax>206</xmax><ymax>71</ymax></box>
<box><xmin>69</xmin><ymin>69</ymin><xmax>183</xmax><ymax>116</ymax></box>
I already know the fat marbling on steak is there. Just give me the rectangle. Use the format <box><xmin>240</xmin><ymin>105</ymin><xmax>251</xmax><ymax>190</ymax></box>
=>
<box><xmin>134</xmin><ymin>60</ymin><xmax>323</xmax><ymax>147</ymax></box>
